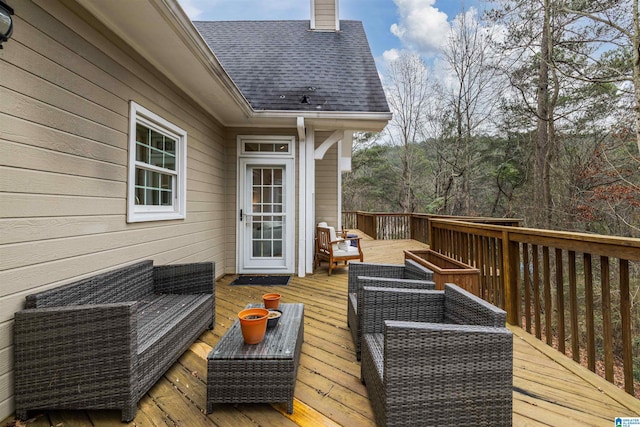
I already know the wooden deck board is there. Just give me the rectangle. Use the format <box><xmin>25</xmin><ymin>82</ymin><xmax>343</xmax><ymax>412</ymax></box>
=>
<box><xmin>3</xmin><ymin>236</ymin><xmax>639</xmax><ymax>426</ymax></box>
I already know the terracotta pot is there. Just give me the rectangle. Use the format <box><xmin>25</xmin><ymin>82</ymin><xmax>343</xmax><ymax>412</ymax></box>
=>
<box><xmin>238</xmin><ymin>308</ymin><xmax>269</xmax><ymax>344</ymax></box>
<box><xmin>262</xmin><ymin>293</ymin><xmax>281</xmax><ymax>309</ymax></box>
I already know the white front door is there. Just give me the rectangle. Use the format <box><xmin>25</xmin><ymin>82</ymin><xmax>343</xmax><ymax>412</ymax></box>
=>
<box><xmin>237</xmin><ymin>137</ymin><xmax>295</xmax><ymax>273</ymax></box>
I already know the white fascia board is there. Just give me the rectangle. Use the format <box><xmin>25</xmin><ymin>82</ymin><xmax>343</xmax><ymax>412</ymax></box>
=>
<box><xmin>241</xmin><ymin>111</ymin><xmax>392</xmax><ymax>132</ymax></box>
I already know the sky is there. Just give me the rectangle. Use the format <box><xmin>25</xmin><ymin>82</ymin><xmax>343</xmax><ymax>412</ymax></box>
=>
<box><xmin>178</xmin><ymin>0</ymin><xmax>484</xmax><ymax>67</ymax></box>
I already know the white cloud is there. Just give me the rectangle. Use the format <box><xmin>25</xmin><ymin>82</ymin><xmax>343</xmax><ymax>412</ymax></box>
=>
<box><xmin>390</xmin><ymin>0</ymin><xmax>451</xmax><ymax>57</ymax></box>
<box><xmin>382</xmin><ymin>48</ymin><xmax>401</xmax><ymax>64</ymax></box>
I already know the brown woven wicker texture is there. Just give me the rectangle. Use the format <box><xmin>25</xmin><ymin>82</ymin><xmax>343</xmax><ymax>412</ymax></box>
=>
<box><xmin>207</xmin><ymin>303</ymin><xmax>304</xmax><ymax>414</ymax></box>
<box><xmin>13</xmin><ymin>260</ymin><xmax>215</xmax><ymax>422</ymax></box>
<box><xmin>347</xmin><ymin>260</ymin><xmax>435</xmax><ymax>360</ymax></box>
<box><xmin>360</xmin><ymin>284</ymin><xmax>513</xmax><ymax>426</ymax></box>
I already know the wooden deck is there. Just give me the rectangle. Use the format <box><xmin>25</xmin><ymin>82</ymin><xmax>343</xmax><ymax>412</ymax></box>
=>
<box><xmin>3</xmin><ymin>237</ymin><xmax>639</xmax><ymax>426</ymax></box>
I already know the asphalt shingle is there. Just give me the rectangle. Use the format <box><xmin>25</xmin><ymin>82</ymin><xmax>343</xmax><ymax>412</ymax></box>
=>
<box><xmin>194</xmin><ymin>20</ymin><xmax>390</xmax><ymax>113</ymax></box>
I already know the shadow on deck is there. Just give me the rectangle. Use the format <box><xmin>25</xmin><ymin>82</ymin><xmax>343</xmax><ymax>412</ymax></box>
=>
<box><xmin>3</xmin><ymin>236</ymin><xmax>639</xmax><ymax>426</ymax></box>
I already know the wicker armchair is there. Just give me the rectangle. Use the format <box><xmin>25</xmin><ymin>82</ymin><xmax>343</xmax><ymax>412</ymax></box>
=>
<box><xmin>347</xmin><ymin>260</ymin><xmax>434</xmax><ymax>360</ymax></box>
<box><xmin>360</xmin><ymin>284</ymin><xmax>513</xmax><ymax>427</ymax></box>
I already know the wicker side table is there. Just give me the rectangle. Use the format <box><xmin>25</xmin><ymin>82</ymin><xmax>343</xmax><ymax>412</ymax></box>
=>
<box><xmin>206</xmin><ymin>303</ymin><xmax>304</xmax><ymax>414</ymax></box>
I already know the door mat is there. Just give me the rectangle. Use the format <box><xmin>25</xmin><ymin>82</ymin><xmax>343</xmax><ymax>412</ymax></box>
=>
<box><xmin>230</xmin><ymin>275</ymin><xmax>291</xmax><ymax>286</ymax></box>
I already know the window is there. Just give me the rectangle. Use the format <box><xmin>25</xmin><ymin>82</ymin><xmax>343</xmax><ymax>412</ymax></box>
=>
<box><xmin>127</xmin><ymin>102</ymin><xmax>187</xmax><ymax>222</ymax></box>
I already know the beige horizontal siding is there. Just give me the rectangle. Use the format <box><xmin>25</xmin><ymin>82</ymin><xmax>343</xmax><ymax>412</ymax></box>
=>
<box><xmin>313</xmin><ymin>0</ymin><xmax>337</xmax><ymax>30</ymax></box>
<box><xmin>315</xmin><ymin>133</ymin><xmax>339</xmax><ymax>227</ymax></box>
<box><xmin>0</xmin><ymin>0</ymin><xmax>228</xmax><ymax>418</ymax></box>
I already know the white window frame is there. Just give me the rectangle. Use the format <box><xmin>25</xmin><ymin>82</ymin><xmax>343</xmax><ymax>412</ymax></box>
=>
<box><xmin>127</xmin><ymin>101</ymin><xmax>187</xmax><ymax>223</ymax></box>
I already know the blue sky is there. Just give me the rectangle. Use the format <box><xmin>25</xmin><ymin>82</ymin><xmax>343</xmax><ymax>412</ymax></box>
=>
<box><xmin>178</xmin><ymin>0</ymin><xmax>483</xmax><ymax>63</ymax></box>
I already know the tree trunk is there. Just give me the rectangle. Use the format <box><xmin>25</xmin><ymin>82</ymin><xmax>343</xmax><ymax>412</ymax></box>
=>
<box><xmin>634</xmin><ymin>0</ymin><xmax>640</xmax><ymax>154</ymax></box>
<box><xmin>535</xmin><ymin>0</ymin><xmax>552</xmax><ymax>229</ymax></box>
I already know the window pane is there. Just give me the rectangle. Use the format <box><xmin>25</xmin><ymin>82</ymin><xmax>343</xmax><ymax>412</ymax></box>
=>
<box><xmin>273</xmin><ymin>240</ymin><xmax>282</xmax><ymax>257</ymax></box>
<box><xmin>164</xmin><ymin>137</ymin><xmax>176</xmax><ymax>152</ymax></box>
<box><xmin>136</xmin><ymin>143</ymin><xmax>149</xmax><ymax>163</ymax></box>
<box><xmin>164</xmin><ymin>153</ymin><xmax>176</xmax><ymax>171</ymax></box>
<box><xmin>150</xmin><ymin>129</ymin><xmax>164</xmax><ymax>150</ymax></box>
<box><xmin>135</xmin><ymin>186</ymin><xmax>145</xmax><ymax>205</ymax></box>
<box><xmin>262</xmin><ymin>169</ymin><xmax>272</xmax><ymax>185</ymax></box>
<box><xmin>161</xmin><ymin>190</ymin><xmax>171</xmax><ymax>206</ymax></box>
<box><xmin>161</xmin><ymin>174</ymin><xmax>171</xmax><ymax>190</ymax></box>
<box><xmin>253</xmin><ymin>169</ymin><xmax>262</xmax><ymax>185</ymax></box>
<box><xmin>273</xmin><ymin>169</ymin><xmax>283</xmax><ymax>185</ymax></box>
<box><xmin>136</xmin><ymin>124</ymin><xmax>149</xmax><ymax>145</ymax></box>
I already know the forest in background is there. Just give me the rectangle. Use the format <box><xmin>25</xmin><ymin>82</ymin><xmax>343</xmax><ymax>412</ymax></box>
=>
<box><xmin>343</xmin><ymin>0</ymin><xmax>640</xmax><ymax>238</ymax></box>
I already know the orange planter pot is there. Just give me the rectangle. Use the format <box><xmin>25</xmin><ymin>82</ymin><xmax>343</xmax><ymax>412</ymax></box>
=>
<box><xmin>238</xmin><ymin>308</ymin><xmax>269</xmax><ymax>344</ymax></box>
<box><xmin>262</xmin><ymin>293</ymin><xmax>281</xmax><ymax>309</ymax></box>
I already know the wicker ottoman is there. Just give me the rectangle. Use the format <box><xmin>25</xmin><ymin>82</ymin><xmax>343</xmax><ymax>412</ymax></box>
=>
<box><xmin>206</xmin><ymin>303</ymin><xmax>304</xmax><ymax>414</ymax></box>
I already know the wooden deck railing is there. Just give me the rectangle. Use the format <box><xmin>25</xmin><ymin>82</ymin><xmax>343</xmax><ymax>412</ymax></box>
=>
<box><xmin>343</xmin><ymin>211</ymin><xmax>521</xmax><ymax>241</ymax></box>
<box><xmin>343</xmin><ymin>211</ymin><xmax>639</xmax><ymax>396</ymax></box>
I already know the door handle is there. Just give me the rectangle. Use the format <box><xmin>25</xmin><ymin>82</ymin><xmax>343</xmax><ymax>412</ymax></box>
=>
<box><xmin>240</xmin><ymin>209</ymin><xmax>243</xmax><ymax>221</ymax></box>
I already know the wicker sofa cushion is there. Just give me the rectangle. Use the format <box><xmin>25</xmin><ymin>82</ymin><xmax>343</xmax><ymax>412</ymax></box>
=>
<box><xmin>135</xmin><ymin>293</ymin><xmax>213</xmax><ymax>398</ymax></box>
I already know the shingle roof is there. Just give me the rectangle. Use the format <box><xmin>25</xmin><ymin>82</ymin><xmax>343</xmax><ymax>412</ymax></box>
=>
<box><xmin>193</xmin><ymin>20</ymin><xmax>390</xmax><ymax>113</ymax></box>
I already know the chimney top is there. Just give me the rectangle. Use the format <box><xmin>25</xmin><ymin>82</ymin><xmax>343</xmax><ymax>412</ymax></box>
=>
<box><xmin>310</xmin><ymin>0</ymin><xmax>339</xmax><ymax>32</ymax></box>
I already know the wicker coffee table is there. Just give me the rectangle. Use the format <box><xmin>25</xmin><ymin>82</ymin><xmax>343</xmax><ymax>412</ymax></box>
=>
<box><xmin>206</xmin><ymin>303</ymin><xmax>304</xmax><ymax>414</ymax></box>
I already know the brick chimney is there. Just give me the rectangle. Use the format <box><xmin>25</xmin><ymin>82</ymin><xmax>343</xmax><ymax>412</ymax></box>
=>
<box><xmin>310</xmin><ymin>0</ymin><xmax>339</xmax><ymax>31</ymax></box>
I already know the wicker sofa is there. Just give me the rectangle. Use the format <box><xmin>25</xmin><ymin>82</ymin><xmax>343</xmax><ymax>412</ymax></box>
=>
<box><xmin>347</xmin><ymin>260</ymin><xmax>434</xmax><ymax>360</ymax></box>
<box><xmin>13</xmin><ymin>260</ymin><xmax>215</xmax><ymax>422</ymax></box>
<box><xmin>360</xmin><ymin>284</ymin><xmax>513</xmax><ymax>427</ymax></box>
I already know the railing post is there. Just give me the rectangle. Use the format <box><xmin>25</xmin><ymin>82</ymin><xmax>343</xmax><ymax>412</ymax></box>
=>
<box><xmin>502</xmin><ymin>229</ymin><xmax>520</xmax><ymax>325</ymax></box>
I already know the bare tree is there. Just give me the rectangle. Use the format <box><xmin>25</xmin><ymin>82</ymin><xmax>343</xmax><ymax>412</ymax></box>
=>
<box><xmin>441</xmin><ymin>8</ymin><xmax>503</xmax><ymax>215</ymax></box>
<box><xmin>383</xmin><ymin>52</ymin><xmax>432</xmax><ymax>212</ymax></box>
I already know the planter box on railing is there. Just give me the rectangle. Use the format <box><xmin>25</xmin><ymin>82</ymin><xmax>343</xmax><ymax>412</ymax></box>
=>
<box><xmin>404</xmin><ymin>249</ymin><xmax>481</xmax><ymax>297</ymax></box>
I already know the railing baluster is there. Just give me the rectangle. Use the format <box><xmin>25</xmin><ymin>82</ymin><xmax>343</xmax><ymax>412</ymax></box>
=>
<box><xmin>601</xmin><ymin>256</ymin><xmax>614</xmax><ymax>382</ymax></box>
<box><xmin>619</xmin><ymin>259</ymin><xmax>634</xmax><ymax>395</ymax></box>
<box><xmin>568</xmin><ymin>251</ymin><xmax>579</xmax><ymax>362</ymax></box>
<box><xmin>543</xmin><ymin>246</ymin><xmax>552</xmax><ymax>346</ymax></box>
<box><xmin>556</xmin><ymin>248</ymin><xmax>566</xmax><ymax>355</ymax></box>
<box><xmin>533</xmin><ymin>245</ymin><xmax>542</xmax><ymax>340</ymax></box>
<box><xmin>523</xmin><ymin>243</ymin><xmax>532</xmax><ymax>334</ymax></box>
<box><xmin>584</xmin><ymin>253</ymin><xmax>595</xmax><ymax>372</ymax></box>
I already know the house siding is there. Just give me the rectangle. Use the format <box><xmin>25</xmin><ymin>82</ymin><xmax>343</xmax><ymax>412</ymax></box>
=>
<box><xmin>315</xmin><ymin>133</ymin><xmax>339</xmax><ymax>228</ymax></box>
<box><xmin>0</xmin><ymin>0</ymin><xmax>227</xmax><ymax>418</ymax></box>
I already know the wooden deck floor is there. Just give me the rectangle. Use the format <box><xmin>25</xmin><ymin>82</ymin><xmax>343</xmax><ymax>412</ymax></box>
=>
<box><xmin>3</xmin><ymin>237</ymin><xmax>639</xmax><ymax>426</ymax></box>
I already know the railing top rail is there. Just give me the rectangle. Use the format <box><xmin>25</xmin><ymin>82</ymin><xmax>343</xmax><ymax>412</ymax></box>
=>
<box><xmin>431</xmin><ymin>219</ymin><xmax>640</xmax><ymax>261</ymax></box>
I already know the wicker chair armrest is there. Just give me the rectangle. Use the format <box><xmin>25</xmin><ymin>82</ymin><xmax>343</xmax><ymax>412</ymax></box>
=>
<box><xmin>347</xmin><ymin>262</ymin><xmax>406</xmax><ymax>294</ymax></box>
<box><xmin>361</xmin><ymin>286</ymin><xmax>444</xmax><ymax>335</ymax></box>
<box><xmin>404</xmin><ymin>259</ymin><xmax>434</xmax><ymax>280</ymax></box>
<box><xmin>444</xmin><ymin>283</ymin><xmax>506</xmax><ymax>326</ymax></box>
<box><xmin>14</xmin><ymin>303</ymin><xmax>138</xmax><ymax>408</ymax></box>
<box><xmin>153</xmin><ymin>262</ymin><xmax>215</xmax><ymax>294</ymax></box>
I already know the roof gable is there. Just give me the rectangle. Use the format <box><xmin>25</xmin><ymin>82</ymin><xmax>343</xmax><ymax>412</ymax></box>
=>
<box><xmin>194</xmin><ymin>20</ymin><xmax>389</xmax><ymax>114</ymax></box>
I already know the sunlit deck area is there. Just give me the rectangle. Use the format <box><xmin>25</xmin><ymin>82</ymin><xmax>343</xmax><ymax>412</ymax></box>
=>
<box><xmin>4</xmin><ymin>236</ymin><xmax>639</xmax><ymax>426</ymax></box>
